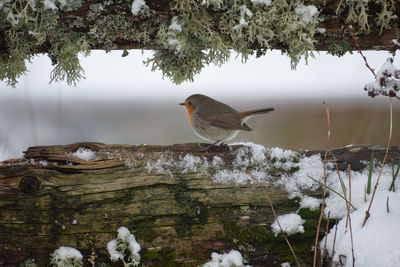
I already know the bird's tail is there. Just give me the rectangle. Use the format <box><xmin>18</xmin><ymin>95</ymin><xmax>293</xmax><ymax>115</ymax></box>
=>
<box><xmin>239</xmin><ymin>108</ymin><xmax>274</xmax><ymax>119</ymax></box>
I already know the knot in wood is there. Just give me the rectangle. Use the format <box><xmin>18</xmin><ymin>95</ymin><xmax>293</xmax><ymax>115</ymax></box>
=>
<box><xmin>19</xmin><ymin>176</ymin><xmax>41</xmax><ymax>195</ymax></box>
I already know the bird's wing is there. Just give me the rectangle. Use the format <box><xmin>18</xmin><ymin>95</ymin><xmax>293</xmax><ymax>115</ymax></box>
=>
<box><xmin>200</xmin><ymin>112</ymin><xmax>252</xmax><ymax>131</ymax></box>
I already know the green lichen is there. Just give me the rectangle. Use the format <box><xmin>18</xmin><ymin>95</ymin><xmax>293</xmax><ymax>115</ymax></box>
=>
<box><xmin>49</xmin><ymin>37</ymin><xmax>90</xmax><ymax>86</ymax></box>
<box><xmin>172</xmin><ymin>183</ymin><xmax>209</xmax><ymax>236</ymax></box>
<box><xmin>146</xmin><ymin>0</ymin><xmax>320</xmax><ymax>83</ymax></box>
<box><xmin>376</xmin><ymin>0</ymin><xmax>398</xmax><ymax>34</ymax></box>
<box><xmin>145</xmin><ymin>50</ymin><xmax>212</xmax><ymax>84</ymax></box>
<box><xmin>221</xmin><ymin>201</ymin><xmax>329</xmax><ymax>265</ymax></box>
<box><xmin>337</xmin><ymin>0</ymin><xmax>370</xmax><ymax>32</ymax></box>
<box><xmin>328</xmin><ymin>38</ymin><xmax>353</xmax><ymax>57</ymax></box>
<box><xmin>88</xmin><ymin>12</ymin><xmax>162</xmax><ymax>51</ymax></box>
<box><xmin>142</xmin><ymin>249</ymin><xmax>176</xmax><ymax>267</ymax></box>
<box><xmin>337</xmin><ymin>0</ymin><xmax>398</xmax><ymax>33</ymax></box>
<box><xmin>0</xmin><ymin>0</ymin><xmax>88</xmax><ymax>87</ymax></box>
<box><xmin>134</xmin><ymin>226</ymin><xmax>157</xmax><ymax>243</ymax></box>
<box><xmin>0</xmin><ymin>0</ymin><xmax>398</xmax><ymax>86</ymax></box>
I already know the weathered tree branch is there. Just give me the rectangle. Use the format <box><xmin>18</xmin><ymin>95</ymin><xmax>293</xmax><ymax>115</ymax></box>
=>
<box><xmin>0</xmin><ymin>0</ymin><xmax>399</xmax><ymax>86</ymax></box>
<box><xmin>1</xmin><ymin>142</ymin><xmax>399</xmax><ymax>266</ymax></box>
<box><xmin>0</xmin><ymin>0</ymin><xmax>399</xmax><ymax>53</ymax></box>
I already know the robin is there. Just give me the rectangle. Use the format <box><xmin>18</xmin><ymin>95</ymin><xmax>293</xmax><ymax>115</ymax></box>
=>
<box><xmin>179</xmin><ymin>94</ymin><xmax>274</xmax><ymax>145</ymax></box>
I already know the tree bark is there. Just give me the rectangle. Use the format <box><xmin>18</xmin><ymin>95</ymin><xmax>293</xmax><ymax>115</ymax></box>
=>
<box><xmin>1</xmin><ymin>142</ymin><xmax>399</xmax><ymax>266</ymax></box>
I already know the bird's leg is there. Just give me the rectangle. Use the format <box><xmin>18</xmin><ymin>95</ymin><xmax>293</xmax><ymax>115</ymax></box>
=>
<box><xmin>197</xmin><ymin>143</ymin><xmax>208</xmax><ymax>149</ymax></box>
<box><xmin>198</xmin><ymin>140</ymin><xmax>222</xmax><ymax>152</ymax></box>
<box><xmin>212</xmin><ymin>140</ymin><xmax>223</xmax><ymax>146</ymax></box>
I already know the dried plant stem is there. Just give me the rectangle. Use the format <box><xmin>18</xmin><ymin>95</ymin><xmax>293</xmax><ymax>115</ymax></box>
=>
<box><xmin>362</xmin><ymin>97</ymin><xmax>393</xmax><ymax>227</ymax></box>
<box><xmin>348</xmin><ymin>165</ymin><xmax>355</xmax><ymax>267</ymax></box>
<box><xmin>266</xmin><ymin>195</ymin><xmax>301</xmax><ymax>267</ymax></box>
<box><xmin>313</xmin><ymin>102</ymin><xmax>331</xmax><ymax>267</ymax></box>
<box><xmin>328</xmin><ymin>220</ymin><xmax>339</xmax><ymax>267</ymax></box>
<box><xmin>321</xmin><ymin>211</ymin><xmax>331</xmax><ymax>262</ymax></box>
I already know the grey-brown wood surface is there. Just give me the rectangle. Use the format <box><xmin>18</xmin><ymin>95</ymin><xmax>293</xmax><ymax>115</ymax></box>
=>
<box><xmin>0</xmin><ymin>142</ymin><xmax>399</xmax><ymax>266</ymax></box>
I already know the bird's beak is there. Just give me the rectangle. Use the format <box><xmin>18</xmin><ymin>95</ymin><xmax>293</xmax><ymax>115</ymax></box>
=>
<box><xmin>179</xmin><ymin>103</ymin><xmax>185</xmax><ymax>106</ymax></box>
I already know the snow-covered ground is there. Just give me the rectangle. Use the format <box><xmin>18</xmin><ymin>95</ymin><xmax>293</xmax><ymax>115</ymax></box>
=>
<box><xmin>216</xmin><ymin>143</ymin><xmax>400</xmax><ymax>267</ymax></box>
<box><xmin>141</xmin><ymin>142</ymin><xmax>400</xmax><ymax>266</ymax></box>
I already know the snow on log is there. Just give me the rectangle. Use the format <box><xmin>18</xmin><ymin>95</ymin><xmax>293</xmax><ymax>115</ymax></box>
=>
<box><xmin>0</xmin><ymin>142</ymin><xmax>399</xmax><ymax>266</ymax></box>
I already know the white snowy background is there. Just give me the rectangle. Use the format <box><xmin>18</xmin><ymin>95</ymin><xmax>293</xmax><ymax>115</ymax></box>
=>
<box><xmin>0</xmin><ymin>50</ymin><xmax>399</xmax><ymax>160</ymax></box>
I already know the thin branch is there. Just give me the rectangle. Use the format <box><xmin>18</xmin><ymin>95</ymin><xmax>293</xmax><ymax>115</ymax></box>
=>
<box><xmin>362</xmin><ymin>97</ymin><xmax>393</xmax><ymax>227</ymax></box>
<box><xmin>328</xmin><ymin>220</ymin><xmax>339</xmax><ymax>267</ymax></box>
<box><xmin>321</xmin><ymin>211</ymin><xmax>331</xmax><ymax>265</ymax></box>
<box><xmin>348</xmin><ymin>165</ymin><xmax>355</xmax><ymax>267</ymax></box>
<box><xmin>266</xmin><ymin>195</ymin><xmax>301</xmax><ymax>267</ymax></box>
<box><xmin>348</xmin><ymin>26</ymin><xmax>376</xmax><ymax>78</ymax></box>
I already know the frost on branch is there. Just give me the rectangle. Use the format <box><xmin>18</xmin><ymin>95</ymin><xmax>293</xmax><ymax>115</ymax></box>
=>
<box><xmin>364</xmin><ymin>57</ymin><xmax>400</xmax><ymax>98</ymax></box>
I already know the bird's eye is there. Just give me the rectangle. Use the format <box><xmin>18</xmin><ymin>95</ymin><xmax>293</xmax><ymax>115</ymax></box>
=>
<box><xmin>188</xmin><ymin>101</ymin><xmax>192</xmax><ymax>105</ymax></box>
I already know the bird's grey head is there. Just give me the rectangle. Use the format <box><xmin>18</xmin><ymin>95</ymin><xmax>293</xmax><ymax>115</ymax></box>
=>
<box><xmin>179</xmin><ymin>94</ymin><xmax>213</xmax><ymax>112</ymax></box>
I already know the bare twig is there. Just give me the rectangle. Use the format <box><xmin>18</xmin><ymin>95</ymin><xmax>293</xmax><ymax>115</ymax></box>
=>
<box><xmin>348</xmin><ymin>165</ymin><xmax>355</xmax><ymax>267</ymax></box>
<box><xmin>321</xmin><ymin>211</ymin><xmax>331</xmax><ymax>263</ymax></box>
<box><xmin>348</xmin><ymin>26</ymin><xmax>376</xmax><ymax>78</ymax></box>
<box><xmin>328</xmin><ymin>220</ymin><xmax>339</xmax><ymax>267</ymax></box>
<box><xmin>313</xmin><ymin>102</ymin><xmax>331</xmax><ymax>267</ymax></box>
<box><xmin>362</xmin><ymin>97</ymin><xmax>393</xmax><ymax>227</ymax></box>
<box><xmin>266</xmin><ymin>195</ymin><xmax>301</xmax><ymax>267</ymax></box>
<box><xmin>342</xmin><ymin>162</ymin><xmax>351</xmax><ymax>232</ymax></box>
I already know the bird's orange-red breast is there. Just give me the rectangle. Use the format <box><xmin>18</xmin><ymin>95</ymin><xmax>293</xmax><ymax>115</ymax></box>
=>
<box><xmin>179</xmin><ymin>94</ymin><xmax>274</xmax><ymax>144</ymax></box>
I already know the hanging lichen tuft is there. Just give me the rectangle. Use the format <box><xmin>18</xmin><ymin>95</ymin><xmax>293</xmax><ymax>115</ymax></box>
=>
<box><xmin>0</xmin><ymin>0</ymin><xmax>398</xmax><ymax>86</ymax></box>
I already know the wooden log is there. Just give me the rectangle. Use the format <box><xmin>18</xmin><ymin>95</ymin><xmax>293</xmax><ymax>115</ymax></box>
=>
<box><xmin>0</xmin><ymin>142</ymin><xmax>399</xmax><ymax>266</ymax></box>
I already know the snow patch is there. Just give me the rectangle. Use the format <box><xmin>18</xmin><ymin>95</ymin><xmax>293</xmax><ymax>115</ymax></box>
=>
<box><xmin>203</xmin><ymin>250</ymin><xmax>250</xmax><ymax>267</ymax></box>
<box><xmin>39</xmin><ymin>160</ymin><xmax>49</xmax><ymax>167</ymax></box>
<box><xmin>271</xmin><ymin>213</ymin><xmax>305</xmax><ymax>236</ymax></box>
<box><xmin>145</xmin><ymin>153</ymin><xmax>209</xmax><ymax>175</ymax></box>
<box><xmin>212</xmin><ymin>169</ymin><xmax>253</xmax><ymax>184</ymax></box>
<box><xmin>233</xmin><ymin>5</ymin><xmax>253</xmax><ymax>31</ymax></box>
<box><xmin>201</xmin><ymin>0</ymin><xmax>224</xmax><ymax>9</ymax></box>
<box><xmin>322</xmin><ymin>192</ymin><xmax>400</xmax><ymax>267</ymax></box>
<box><xmin>295</xmin><ymin>5</ymin><xmax>319</xmax><ymax>23</ymax></box>
<box><xmin>70</xmin><ymin>147</ymin><xmax>97</xmax><ymax>161</ymax></box>
<box><xmin>324</xmin><ymin>165</ymin><xmax>394</xmax><ymax>218</ymax></box>
<box><xmin>268</xmin><ymin>147</ymin><xmax>298</xmax><ymax>170</ymax></box>
<box><xmin>131</xmin><ymin>0</ymin><xmax>148</xmax><ymax>16</ymax></box>
<box><xmin>211</xmin><ymin>155</ymin><xmax>224</xmax><ymax>167</ymax></box>
<box><xmin>364</xmin><ymin>57</ymin><xmax>400</xmax><ymax>98</ymax></box>
<box><xmin>250</xmin><ymin>0</ymin><xmax>272</xmax><ymax>6</ymax></box>
<box><xmin>231</xmin><ymin>142</ymin><xmax>267</xmax><ymax>167</ymax></box>
<box><xmin>275</xmin><ymin>153</ymin><xmax>325</xmax><ymax>198</ymax></box>
<box><xmin>299</xmin><ymin>195</ymin><xmax>321</xmax><ymax>210</ymax></box>
<box><xmin>43</xmin><ymin>0</ymin><xmax>67</xmax><ymax>10</ymax></box>
<box><xmin>50</xmin><ymin>246</ymin><xmax>83</xmax><ymax>266</ymax></box>
<box><xmin>167</xmin><ymin>16</ymin><xmax>183</xmax><ymax>51</ymax></box>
